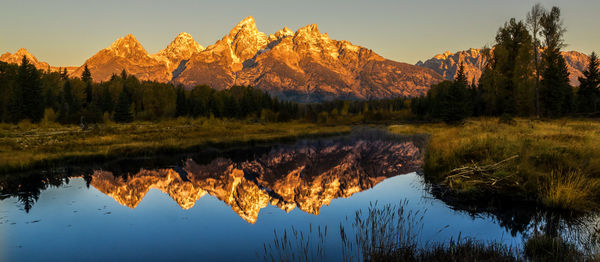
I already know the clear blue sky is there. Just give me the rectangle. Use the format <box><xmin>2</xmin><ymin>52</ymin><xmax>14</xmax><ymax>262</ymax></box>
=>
<box><xmin>1</xmin><ymin>0</ymin><xmax>598</xmax><ymax>66</ymax></box>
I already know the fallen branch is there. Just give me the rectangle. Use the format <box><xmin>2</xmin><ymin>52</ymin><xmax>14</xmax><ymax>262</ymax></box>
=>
<box><xmin>444</xmin><ymin>155</ymin><xmax>520</xmax><ymax>189</ymax></box>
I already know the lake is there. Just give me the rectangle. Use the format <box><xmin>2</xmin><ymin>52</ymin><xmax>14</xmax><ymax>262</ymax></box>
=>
<box><xmin>0</xmin><ymin>129</ymin><xmax>592</xmax><ymax>261</ymax></box>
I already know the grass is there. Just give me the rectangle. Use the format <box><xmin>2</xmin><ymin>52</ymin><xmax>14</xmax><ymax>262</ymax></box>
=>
<box><xmin>0</xmin><ymin>118</ymin><xmax>351</xmax><ymax>173</ymax></box>
<box><xmin>389</xmin><ymin>117</ymin><xmax>600</xmax><ymax>213</ymax></box>
<box><xmin>523</xmin><ymin>235</ymin><xmax>585</xmax><ymax>262</ymax></box>
<box><xmin>262</xmin><ymin>201</ymin><xmax>594</xmax><ymax>261</ymax></box>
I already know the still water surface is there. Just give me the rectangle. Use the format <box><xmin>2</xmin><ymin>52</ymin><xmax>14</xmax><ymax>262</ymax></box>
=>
<box><xmin>2</xmin><ymin>130</ymin><xmax>527</xmax><ymax>261</ymax></box>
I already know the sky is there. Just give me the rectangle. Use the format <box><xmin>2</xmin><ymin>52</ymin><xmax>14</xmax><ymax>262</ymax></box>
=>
<box><xmin>1</xmin><ymin>0</ymin><xmax>598</xmax><ymax>67</ymax></box>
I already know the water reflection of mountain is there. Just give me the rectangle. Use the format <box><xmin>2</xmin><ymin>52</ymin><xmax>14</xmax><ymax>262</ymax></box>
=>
<box><xmin>91</xmin><ymin>134</ymin><xmax>424</xmax><ymax>223</ymax></box>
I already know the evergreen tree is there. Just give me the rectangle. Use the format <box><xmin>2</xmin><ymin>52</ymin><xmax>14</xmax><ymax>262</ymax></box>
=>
<box><xmin>61</xmin><ymin>68</ymin><xmax>68</xmax><ymax>80</ymax></box>
<box><xmin>445</xmin><ymin>63</ymin><xmax>472</xmax><ymax>123</ymax></box>
<box><xmin>576</xmin><ymin>52</ymin><xmax>600</xmax><ymax>114</ymax></box>
<box><xmin>0</xmin><ymin>62</ymin><xmax>18</xmax><ymax>122</ymax></box>
<box><xmin>58</xmin><ymin>79</ymin><xmax>82</xmax><ymax>123</ymax></box>
<box><xmin>81</xmin><ymin>65</ymin><xmax>92</xmax><ymax>83</ymax></box>
<box><xmin>175</xmin><ymin>86</ymin><xmax>188</xmax><ymax>117</ymax></box>
<box><xmin>120</xmin><ymin>69</ymin><xmax>128</xmax><ymax>80</ymax></box>
<box><xmin>455</xmin><ymin>62</ymin><xmax>468</xmax><ymax>87</ymax></box>
<box><xmin>7</xmin><ymin>72</ymin><xmax>25</xmax><ymax>123</ymax></box>
<box><xmin>427</xmin><ymin>78</ymin><xmax>470</xmax><ymax>124</ymax></box>
<box><xmin>540</xmin><ymin>6</ymin><xmax>572</xmax><ymax>117</ymax></box>
<box><xmin>81</xmin><ymin>65</ymin><xmax>93</xmax><ymax>105</ymax></box>
<box><xmin>113</xmin><ymin>89</ymin><xmax>133</xmax><ymax>123</ymax></box>
<box><xmin>98</xmin><ymin>86</ymin><xmax>114</xmax><ymax>113</ymax></box>
<box><xmin>16</xmin><ymin>56</ymin><xmax>44</xmax><ymax>122</ymax></box>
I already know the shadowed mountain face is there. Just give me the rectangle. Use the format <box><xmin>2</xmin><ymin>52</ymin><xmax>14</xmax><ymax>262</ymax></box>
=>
<box><xmin>417</xmin><ymin>49</ymin><xmax>596</xmax><ymax>86</ymax></box>
<box><xmin>90</xmin><ymin>132</ymin><xmax>424</xmax><ymax>223</ymax></box>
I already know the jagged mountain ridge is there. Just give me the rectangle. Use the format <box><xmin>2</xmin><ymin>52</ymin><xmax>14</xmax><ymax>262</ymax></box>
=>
<box><xmin>71</xmin><ymin>34</ymin><xmax>172</xmax><ymax>82</ymax></box>
<box><xmin>0</xmin><ymin>48</ymin><xmax>78</xmax><ymax>73</ymax></box>
<box><xmin>417</xmin><ymin>48</ymin><xmax>596</xmax><ymax>86</ymax></box>
<box><xmin>90</xmin><ymin>135</ymin><xmax>423</xmax><ymax>223</ymax></box>
<box><xmin>0</xmin><ymin>48</ymin><xmax>50</xmax><ymax>69</ymax></box>
<box><xmin>175</xmin><ymin>17</ymin><xmax>443</xmax><ymax>101</ymax></box>
<box><xmin>37</xmin><ymin>16</ymin><xmax>442</xmax><ymax>101</ymax></box>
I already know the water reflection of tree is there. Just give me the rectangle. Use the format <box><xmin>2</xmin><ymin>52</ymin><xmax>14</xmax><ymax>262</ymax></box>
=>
<box><xmin>429</xmin><ymin>185</ymin><xmax>600</xmax><ymax>258</ymax></box>
<box><xmin>0</xmin><ymin>170</ymin><xmax>71</xmax><ymax>212</ymax></box>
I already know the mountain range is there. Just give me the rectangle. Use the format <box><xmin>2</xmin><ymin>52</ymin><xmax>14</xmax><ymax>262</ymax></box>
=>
<box><xmin>1</xmin><ymin>17</ymin><xmax>595</xmax><ymax>101</ymax></box>
<box><xmin>416</xmin><ymin>48</ymin><xmax>594</xmax><ymax>86</ymax></box>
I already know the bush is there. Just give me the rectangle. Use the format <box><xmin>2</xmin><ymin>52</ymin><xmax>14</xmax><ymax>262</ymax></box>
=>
<box><xmin>41</xmin><ymin>108</ymin><xmax>57</xmax><ymax>126</ymax></box>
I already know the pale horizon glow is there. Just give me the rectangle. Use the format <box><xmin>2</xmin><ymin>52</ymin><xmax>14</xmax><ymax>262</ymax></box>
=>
<box><xmin>0</xmin><ymin>0</ymin><xmax>598</xmax><ymax>67</ymax></box>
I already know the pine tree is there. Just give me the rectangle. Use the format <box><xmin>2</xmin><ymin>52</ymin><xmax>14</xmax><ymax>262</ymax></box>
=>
<box><xmin>81</xmin><ymin>65</ymin><xmax>93</xmax><ymax>105</ymax></box>
<box><xmin>576</xmin><ymin>52</ymin><xmax>600</xmax><ymax>114</ymax></box>
<box><xmin>17</xmin><ymin>56</ymin><xmax>44</xmax><ymax>122</ymax></box>
<box><xmin>61</xmin><ymin>68</ymin><xmax>68</xmax><ymax>80</ymax></box>
<box><xmin>113</xmin><ymin>89</ymin><xmax>133</xmax><ymax>123</ymax></box>
<box><xmin>455</xmin><ymin>62</ymin><xmax>468</xmax><ymax>87</ymax></box>
<box><xmin>58</xmin><ymin>79</ymin><xmax>81</xmax><ymax>123</ymax></box>
<box><xmin>540</xmin><ymin>6</ymin><xmax>572</xmax><ymax>117</ymax></box>
<box><xmin>7</xmin><ymin>75</ymin><xmax>25</xmax><ymax>123</ymax></box>
<box><xmin>98</xmin><ymin>86</ymin><xmax>114</xmax><ymax>113</ymax></box>
<box><xmin>175</xmin><ymin>86</ymin><xmax>188</xmax><ymax>117</ymax></box>
<box><xmin>81</xmin><ymin>64</ymin><xmax>92</xmax><ymax>83</ymax></box>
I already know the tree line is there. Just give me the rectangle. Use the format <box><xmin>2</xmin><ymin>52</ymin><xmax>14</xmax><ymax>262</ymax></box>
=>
<box><xmin>0</xmin><ymin>58</ymin><xmax>412</xmax><ymax>125</ymax></box>
<box><xmin>411</xmin><ymin>4</ymin><xmax>599</xmax><ymax>123</ymax></box>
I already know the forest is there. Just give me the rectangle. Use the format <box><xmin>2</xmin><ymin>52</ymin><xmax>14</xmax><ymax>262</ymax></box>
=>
<box><xmin>412</xmin><ymin>6</ymin><xmax>599</xmax><ymax>123</ymax></box>
<box><xmin>0</xmin><ymin>6</ymin><xmax>598</xmax><ymax>127</ymax></box>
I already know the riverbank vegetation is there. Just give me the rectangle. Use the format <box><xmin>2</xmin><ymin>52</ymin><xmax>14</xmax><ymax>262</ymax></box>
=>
<box><xmin>0</xmin><ymin>119</ymin><xmax>350</xmax><ymax>173</ymax></box>
<box><xmin>390</xmin><ymin>118</ymin><xmax>600</xmax><ymax>213</ymax></box>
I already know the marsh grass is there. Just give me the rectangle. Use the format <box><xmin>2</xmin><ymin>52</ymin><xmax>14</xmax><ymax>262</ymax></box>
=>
<box><xmin>542</xmin><ymin>170</ymin><xmax>600</xmax><ymax>211</ymax></box>
<box><xmin>390</xmin><ymin>118</ymin><xmax>600</xmax><ymax>212</ymax></box>
<box><xmin>341</xmin><ymin>201</ymin><xmax>424</xmax><ymax>262</ymax></box>
<box><xmin>262</xmin><ymin>202</ymin><xmax>527</xmax><ymax>262</ymax></box>
<box><xmin>523</xmin><ymin>235</ymin><xmax>584</xmax><ymax>262</ymax></box>
<box><xmin>262</xmin><ymin>225</ymin><xmax>329</xmax><ymax>262</ymax></box>
<box><xmin>0</xmin><ymin>118</ymin><xmax>351</xmax><ymax>173</ymax></box>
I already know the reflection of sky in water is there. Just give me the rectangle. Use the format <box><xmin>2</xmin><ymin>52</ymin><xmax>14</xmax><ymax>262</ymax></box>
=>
<box><xmin>1</xmin><ymin>173</ymin><xmax>522</xmax><ymax>262</ymax></box>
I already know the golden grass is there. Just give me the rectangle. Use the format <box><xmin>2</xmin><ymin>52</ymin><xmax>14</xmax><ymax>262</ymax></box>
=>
<box><xmin>542</xmin><ymin>170</ymin><xmax>600</xmax><ymax>211</ymax></box>
<box><xmin>390</xmin><ymin>117</ymin><xmax>600</xmax><ymax>212</ymax></box>
<box><xmin>0</xmin><ymin>118</ymin><xmax>351</xmax><ymax>173</ymax></box>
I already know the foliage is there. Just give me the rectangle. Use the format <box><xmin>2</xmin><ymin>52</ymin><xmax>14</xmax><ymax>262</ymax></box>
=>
<box><xmin>113</xmin><ymin>89</ymin><xmax>133</xmax><ymax>123</ymax></box>
<box><xmin>539</xmin><ymin>6</ymin><xmax>573</xmax><ymax>118</ymax></box>
<box><xmin>389</xmin><ymin>118</ymin><xmax>600</xmax><ymax>212</ymax></box>
<box><xmin>576</xmin><ymin>52</ymin><xmax>600</xmax><ymax>114</ymax></box>
<box><xmin>413</xmin><ymin>64</ymin><xmax>472</xmax><ymax>123</ymax></box>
